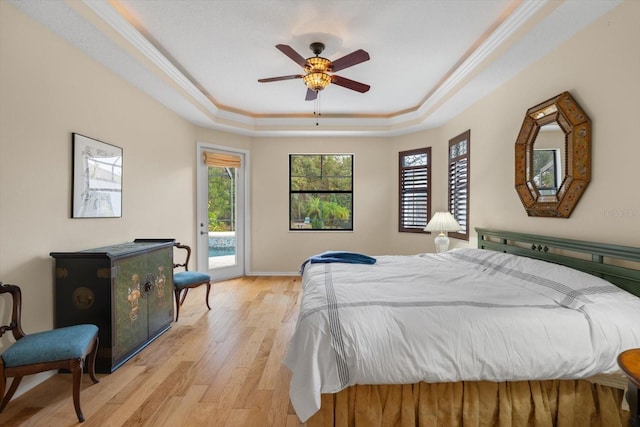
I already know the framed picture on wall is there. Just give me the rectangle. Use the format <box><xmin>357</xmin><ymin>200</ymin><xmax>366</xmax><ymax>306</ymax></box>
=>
<box><xmin>72</xmin><ymin>133</ymin><xmax>123</xmax><ymax>218</ymax></box>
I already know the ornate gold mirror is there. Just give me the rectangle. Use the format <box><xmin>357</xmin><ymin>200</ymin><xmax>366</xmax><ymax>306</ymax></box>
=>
<box><xmin>515</xmin><ymin>91</ymin><xmax>591</xmax><ymax>217</ymax></box>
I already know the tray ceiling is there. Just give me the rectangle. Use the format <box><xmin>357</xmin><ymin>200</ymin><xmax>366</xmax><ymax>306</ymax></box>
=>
<box><xmin>9</xmin><ymin>0</ymin><xmax>620</xmax><ymax>136</ymax></box>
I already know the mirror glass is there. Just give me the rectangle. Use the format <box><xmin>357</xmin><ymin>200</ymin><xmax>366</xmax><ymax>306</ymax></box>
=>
<box><xmin>514</xmin><ymin>92</ymin><xmax>591</xmax><ymax>218</ymax></box>
<box><xmin>532</xmin><ymin>124</ymin><xmax>564</xmax><ymax>196</ymax></box>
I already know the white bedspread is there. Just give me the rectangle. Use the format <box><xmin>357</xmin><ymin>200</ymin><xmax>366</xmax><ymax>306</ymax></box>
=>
<box><xmin>284</xmin><ymin>248</ymin><xmax>640</xmax><ymax>422</ymax></box>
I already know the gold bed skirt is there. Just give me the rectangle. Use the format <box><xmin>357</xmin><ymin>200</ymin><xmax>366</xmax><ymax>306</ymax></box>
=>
<box><xmin>306</xmin><ymin>380</ymin><xmax>629</xmax><ymax>427</ymax></box>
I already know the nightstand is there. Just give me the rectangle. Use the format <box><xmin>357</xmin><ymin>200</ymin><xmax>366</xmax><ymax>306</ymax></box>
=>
<box><xmin>618</xmin><ymin>349</ymin><xmax>640</xmax><ymax>427</ymax></box>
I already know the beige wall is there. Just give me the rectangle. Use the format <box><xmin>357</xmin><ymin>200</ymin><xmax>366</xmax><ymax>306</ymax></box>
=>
<box><xmin>0</xmin><ymin>1</ymin><xmax>197</xmax><ymax>387</ymax></box>
<box><xmin>391</xmin><ymin>0</ymin><xmax>640</xmax><ymax>252</ymax></box>
<box><xmin>195</xmin><ymin>127</ymin><xmax>251</xmax><ymax>152</ymax></box>
<box><xmin>248</xmin><ymin>136</ymin><xmax>394</xmax><ymax>273</ymax></box>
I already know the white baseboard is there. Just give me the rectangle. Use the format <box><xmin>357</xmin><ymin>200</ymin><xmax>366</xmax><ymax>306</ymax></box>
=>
<box><xmin>245</xmin><ymin>271</ymin><xmax>300</xmax><ymax>276</ymax></box>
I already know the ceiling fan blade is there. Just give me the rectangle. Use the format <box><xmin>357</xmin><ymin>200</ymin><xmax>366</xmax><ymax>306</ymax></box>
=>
<box><xmin>276</xmin><ymin>44</ymin><xmax>307</xmax><ymax>68</ymax></box>
<box><xmin>331</xmin><ymin>75</ymin><xmax>370</xmax><ymax>93</ymax></box>
<box><xmin>305</xmin><ymin>88</ymin><xmax>318</xmax><ymax>101</ymax></box>
<box><xmin>258</xmin><ymin>75</ymin><xmax>303</xmax><ymax>83</ymax></box>
<box><xmin>330</xmin><ymin>49</ymin><xmax>370</xmax><ymax>72</ymax></box>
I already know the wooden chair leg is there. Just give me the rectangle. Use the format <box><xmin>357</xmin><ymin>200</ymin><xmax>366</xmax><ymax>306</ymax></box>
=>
<box><xmin>0</xmin><ymin>376</ymin><xmax>23</xmax><ymax>412</ymax></box>
<box><xmin>87</xmin><ymin>337</ymin><xmax>100</xmax><ymax>384</ymax></box>
<box><xmin>71</xmin><ymin>359</ymin><xmax>85</xmax><ymax>422</ymax></box>
<box><xmin>174</xmin><ymin>282</ymin><xmax>211</xmax><ymax>321</ymax></box>
<box><xmin>0</xmin><ymin>373</ymin><xmax>4</xmax><ymax>411</ymax></box>
<box><xmin>174</xmin><ymin>288</ymin><xmax>182</xmax><ymax>321</ymax></box>
<box><xmin>179</xmin><ymin>288</ymin><xmax>189</xmax><ymax>306</ymax></box>
<box><xmin>205</xmin><ymin>283</ymin><xmax>212</xmax><ymax>310</ymax></box>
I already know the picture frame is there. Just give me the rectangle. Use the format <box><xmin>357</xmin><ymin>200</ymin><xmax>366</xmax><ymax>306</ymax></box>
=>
<box><xmin>72</xmin><ymin>133</ymin><xmax>123</xmax><ymax>218</ymax></box>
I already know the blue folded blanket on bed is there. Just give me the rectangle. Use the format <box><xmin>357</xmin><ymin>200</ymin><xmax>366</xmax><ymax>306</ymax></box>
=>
<box><xmin>299</xmin><ymin>251</ymin><xmax>377</xmax><ymax>274</ymax></box>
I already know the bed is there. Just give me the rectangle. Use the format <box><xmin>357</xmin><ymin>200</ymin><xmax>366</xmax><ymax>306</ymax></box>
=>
<box><xmin>285</xmin><ymin>228</ymin><xmax>640</xmax><ymax>426</ymax></box>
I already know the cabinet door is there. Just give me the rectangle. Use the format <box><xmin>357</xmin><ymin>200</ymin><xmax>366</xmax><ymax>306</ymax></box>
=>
<box><xmin>146</xmin><ymin>246</ymin><xmax>174</xmax><ymax>336</ymax></box>
<box><xmin>113</xmin><ymin>255</ymin><xmax>150</xmax><ymax>362</ymax></box>
<box><xmin>54</xmin><ymin>257</ymin><xmax>113</xmax><ymax>350</ymax></box>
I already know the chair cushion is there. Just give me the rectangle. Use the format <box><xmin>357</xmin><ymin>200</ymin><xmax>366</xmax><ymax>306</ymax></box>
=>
<box><xmin>174</xmin><ymin>271</ymin><xmax>211</xmax><ymax>289</ymax></box>
<box><xmin>1</xmin><ymin>324</ymin><xmax>98</xmax><ymax>368</ymax></box>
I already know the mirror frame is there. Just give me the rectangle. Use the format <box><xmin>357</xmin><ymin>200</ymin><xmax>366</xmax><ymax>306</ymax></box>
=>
<box><xmin>514</xmin><ymin>91</ymin><xmax>591</xmax><ymax>218</ymax></box>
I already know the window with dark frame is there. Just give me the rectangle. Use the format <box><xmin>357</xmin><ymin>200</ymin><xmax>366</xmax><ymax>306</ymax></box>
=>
<box><xmin>289</xmin><ymin>154</ymin><xmax>353</xmax><ymax>231</ymax></box>
<box><xmin>448</xmin><ymin>130</ymin><xmax>470</xmax><ymax>241</ymax></box>
<box><xmin>399</xmin><ymin>147</ymin><xmax>431</xmax><ymax>233</ymax></box>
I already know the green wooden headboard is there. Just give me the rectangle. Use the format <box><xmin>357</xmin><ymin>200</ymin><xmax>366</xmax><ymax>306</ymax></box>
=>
<box><xmin>476</xmin><ymin>228</ymin><xmax>640</xmax><ymax>298</ymax></box>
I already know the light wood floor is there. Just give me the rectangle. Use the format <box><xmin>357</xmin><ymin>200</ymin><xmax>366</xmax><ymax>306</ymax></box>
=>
<box><xmin>0</xmin><ymin>276</ymin><xmax>305</xmax><ymax>427</ymax></box>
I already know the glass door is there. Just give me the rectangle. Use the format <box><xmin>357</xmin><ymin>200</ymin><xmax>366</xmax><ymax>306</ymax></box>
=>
<box><xmin>196</xmin><ymin>145</ymin><xmax>246</xmax><ymax>280</ymax></box>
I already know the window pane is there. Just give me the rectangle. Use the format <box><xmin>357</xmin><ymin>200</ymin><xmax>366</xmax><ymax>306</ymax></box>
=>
<box><xmin>290</xmin><ymin>193</ymin><xmax>353</xmax><ymax>230</ymax></box>
<box><xmin>322</xmin><ymin>155</ymin><xmax>352</xmax><ymax>175</ymax></box>
<box><xmin>290</xmin><ymin>155</ymin><xmax>321</xmax><ymax>178</ymax></box>
<box><xmin>323</xmin><ymin>177</ymin><xmax>352</xmax><ymax>191</ymax></box>
<box><xmin>291</xmin><ymin>177</ymin><xmax>323</xmax><ymax>191</ymax></box>
<box><xmin>402</xmin><ymin>153</ymin><xmax>427</xmax><ymax>167</ymax></box>
<box><xmin>290</xmin><ymin>154</ymin><xmax>353</xmax><ymax>231</ymax></box>
<box><xmin>450</xmin><ymin>140</ymin><xmax>466</xmax><ymax>158</ymax></box>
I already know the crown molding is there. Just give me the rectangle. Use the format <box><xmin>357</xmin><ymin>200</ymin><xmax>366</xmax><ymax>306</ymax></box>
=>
<box><xmin>77</xmin><ymin>0</ymin><xmax>548</xmax><ymax>136</ymax></box>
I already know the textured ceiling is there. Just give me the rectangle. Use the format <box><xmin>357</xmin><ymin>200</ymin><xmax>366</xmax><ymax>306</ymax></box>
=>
<box><xmin>9</xmin><ymin>0</ymin><xmax>621</xmax><ymax>136</ymax></box>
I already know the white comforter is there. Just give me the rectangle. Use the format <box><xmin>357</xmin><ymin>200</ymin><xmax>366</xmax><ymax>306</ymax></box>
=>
<box><xmin>284</xmin><ymin>248</ymin><xmax>640</xmax><ymax>422</ymax></box>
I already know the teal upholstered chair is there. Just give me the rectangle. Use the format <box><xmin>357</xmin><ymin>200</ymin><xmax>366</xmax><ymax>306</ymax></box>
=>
<box><xmin>173</xmin><ymin>243</ymin><xmax>212</xmax><ymax>321</ymax></box>
<box><xmin>0</xmin><ymin>282</ymin><xmax>99</xmax><ymax>422</ymax></box>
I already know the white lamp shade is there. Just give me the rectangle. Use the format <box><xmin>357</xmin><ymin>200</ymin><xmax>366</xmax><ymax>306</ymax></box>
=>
<box><xmin>423</xmin><ymin>212</ymin><xmax>462</xmax><ymax>253</ymax></box>
<box><xmin>423</xmin><ymin>212</ymin><xmax>462</xmax><ymax>233</ymax></box>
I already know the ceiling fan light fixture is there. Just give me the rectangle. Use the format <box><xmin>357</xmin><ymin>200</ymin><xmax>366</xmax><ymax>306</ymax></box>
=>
<box><xmin>304</xmin><ymin>57</ymin><xmax>332</xmax><ymax>73</ymax></box>
<box><xmin>259</xmin><ymin>43</ymin><xmax>370</xmax><ymax>99</ymax></box>
<box><xmin>303</xmin><ymin>72</ymin><xmax>331</xmax><ymax>91</ymax></box>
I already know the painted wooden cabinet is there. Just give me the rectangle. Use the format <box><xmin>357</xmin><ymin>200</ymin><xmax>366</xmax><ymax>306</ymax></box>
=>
<box><xmin>51</xmin><ymin>239</ymin><xmax>174</xmax><ymax>373</ymax></box>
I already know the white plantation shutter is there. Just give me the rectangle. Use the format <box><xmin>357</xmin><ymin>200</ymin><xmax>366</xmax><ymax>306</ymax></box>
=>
<box><xmin>448</xmin><ymin>131</ymin><xmax>470</xmax><ymax>240</ymax></box>
<box><xmin>399</xmin><ymin>147</ymin><xmax>431</xmax><ymax>232</ymax></box>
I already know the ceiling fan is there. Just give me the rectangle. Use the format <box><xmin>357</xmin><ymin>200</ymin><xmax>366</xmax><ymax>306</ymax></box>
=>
<box><xmin>258</xmin><ymin>42</ymin><xmax>371</xmax><ymax>101</ymax></box>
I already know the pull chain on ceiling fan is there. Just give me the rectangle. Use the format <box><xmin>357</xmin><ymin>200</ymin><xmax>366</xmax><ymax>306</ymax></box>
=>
<box><xmin>258</xmin><ymin>42</ymin><xmax>371</xmax><ymax>102</ymax></box>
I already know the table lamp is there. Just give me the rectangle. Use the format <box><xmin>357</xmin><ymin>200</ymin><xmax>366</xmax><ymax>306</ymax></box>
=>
<box><xmin>423</xmin><ymin>211</ymin><xmax>462</xmax><ymax>253</ymax></box>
